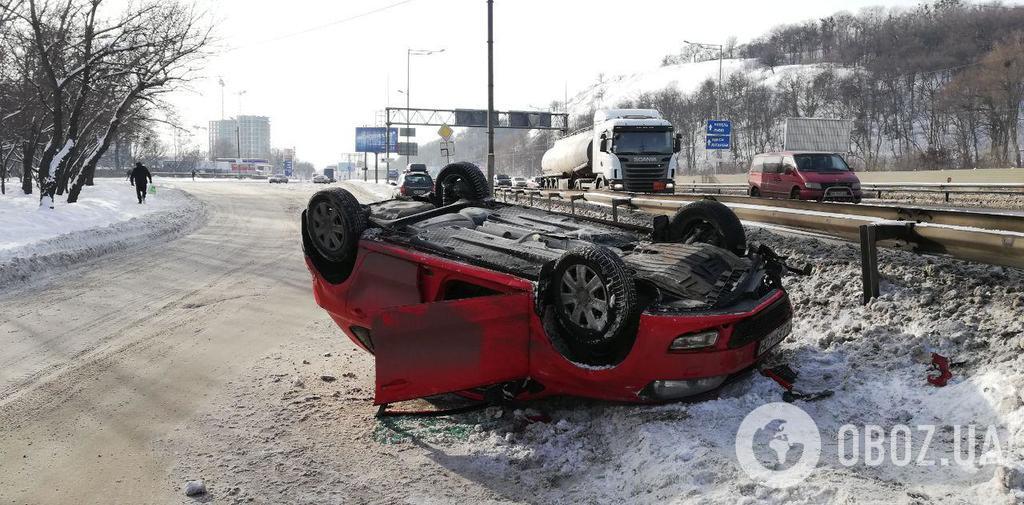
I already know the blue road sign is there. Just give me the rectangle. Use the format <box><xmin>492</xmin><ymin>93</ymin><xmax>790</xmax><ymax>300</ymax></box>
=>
<box><xmin>706</xmin><ymin>120</ymin><xmax>732</xmax><ymax>136</ymax></box>
<box><xmin>705</xmin><ymin>135</ymin><xmax>731</xmax><ymax>150</ymax></box>
<box><xmin>355</xmin><ymin>127</ymin><xmax>398</xmax><ymax>153</ymax></box>
<box><xmin>283</xmin><ymin>159</ymin><xmax>293</xmax><ymax>177</ymax></box>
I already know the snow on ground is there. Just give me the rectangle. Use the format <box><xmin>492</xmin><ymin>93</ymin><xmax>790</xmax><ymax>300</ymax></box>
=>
<box><xmin>0</xmin><ymin>178</ymin><xmax>204</xmax><ymax>289</ymax></box>
<box><xmin>164</xmin><ymin>202</ymin><xmax>1024</xmax><ymax>504</ymax></box>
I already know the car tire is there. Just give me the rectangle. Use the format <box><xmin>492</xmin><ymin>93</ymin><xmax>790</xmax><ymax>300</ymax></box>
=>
<box><xmin>305</xmin><ymin>187</ymin><xmax>367</xmax><ymax>265</ymax></box>
<box><xmin>749</xmin><ymin>186</ymin><xmax>759</xmax><ymax>197</ymax></box>
<box><xmin>790</xmin><ymin>187</ymin><xmax>801</xmax><ymax>199</ymax></box>
<box><xmin>667</xmin><ymin>200</ymin><xmax>746</xmax><ymax>255</ymax></box>
<box><xmin>434</xmin><ymin>162</ymin><xmax>490</xmax><ymax>206</ymax></box>
<box><xmin>550</xmin><ymin>246</ymin><xmax>639</xmax><ymax>362</ymax></box>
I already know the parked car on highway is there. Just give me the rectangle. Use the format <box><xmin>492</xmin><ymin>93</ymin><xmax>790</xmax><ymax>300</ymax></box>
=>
<box><xmin>512</xmin><ymin>176</ymin><xmax>528</xmax><ymax>188</ymax></box>
<box><xmin>398</xmin><ymin>171</ymin><xmax>433</xmax><ymax>197</ymax></box>
<box><xmin>747</xmin><ymin>151</ymin><xmax>862</xmax><ymax>202</ymax></box>
<box><xmin>268</xmin><ymin>174</ymin><xmax>289</xmax><ymax>184</ymax></box>
<box><xmin>312</xmin><ymin>174</ymin><xmax>331</xmax><ymax>184</ymax></box>
<box><xmin>494</xmin><ymin>174</ymin><xmax>512</xmax><ymax>187</ymax></box>
<box><xmin>301</xmin><ymin>162</ymin><xmax>796</xmax><ymax>406</ymax></box>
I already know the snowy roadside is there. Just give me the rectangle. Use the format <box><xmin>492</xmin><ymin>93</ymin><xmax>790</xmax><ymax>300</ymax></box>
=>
<box><xmin>163</xmin><ymin>222</ymin><xmax>1024</xmax><ymax>504</ymax></box>
<box><xmin>0</xmin><ymin>178</ymin><xmax>205</xmax><ymax>290</ymax></box>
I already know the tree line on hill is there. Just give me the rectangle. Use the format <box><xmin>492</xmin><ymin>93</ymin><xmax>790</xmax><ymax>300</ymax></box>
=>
<box><xmin>436</xmin><ymin>1</ymin><xmax>1024</xmax><ymax>174</ymax></box>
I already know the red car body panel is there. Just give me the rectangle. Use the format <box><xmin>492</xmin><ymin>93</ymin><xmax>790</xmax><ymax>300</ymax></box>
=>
<box><xmin>307</xmin><ymin>239</ymin><xmax>789</xmax><ymax>405</ymax></box>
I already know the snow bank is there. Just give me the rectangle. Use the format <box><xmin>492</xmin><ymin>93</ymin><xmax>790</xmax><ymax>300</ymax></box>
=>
<box><xmin>0</xmin><ymin>179</ymin><xmax>205</xmax><ymax>290</ymax></box>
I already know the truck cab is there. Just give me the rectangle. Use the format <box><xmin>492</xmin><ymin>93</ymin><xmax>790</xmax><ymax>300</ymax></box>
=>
<box><xmin>540</xmin><ymin>109</ymin><xmax>681</xmax><ymax>193</ymax></box>
<box><xmin>593</xmin><ymin>110</ymin><xmax>680</xmax><ymax>193</ymax></box>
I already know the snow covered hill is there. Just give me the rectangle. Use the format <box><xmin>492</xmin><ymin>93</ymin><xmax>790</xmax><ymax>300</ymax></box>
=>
<box><xmin>565</xmin><ymin>58</ymin><xmax>837</xmax><ymax>117</ymax></box>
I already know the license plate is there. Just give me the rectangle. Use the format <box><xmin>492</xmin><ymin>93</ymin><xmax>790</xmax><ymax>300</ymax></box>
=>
<box><xmin>412</xmin><ymin>189</ymin><xmax>426</xmax><ymax>195</ymax></box>
<box><xmin>758</xmin><ymin>320</ymin><xmax>792</xmax><ymax>355</ymax></box>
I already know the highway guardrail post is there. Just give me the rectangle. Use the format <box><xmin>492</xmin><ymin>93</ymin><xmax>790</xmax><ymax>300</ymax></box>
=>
<box><xmin>860</xmin><ymin>222</ymin><xmax>917</xmax><ymax>304</ymax></box>
<box><xmin>569</xmin><ymin>194</ymin><xmax>586</xmax><ymax>215</ymax></box>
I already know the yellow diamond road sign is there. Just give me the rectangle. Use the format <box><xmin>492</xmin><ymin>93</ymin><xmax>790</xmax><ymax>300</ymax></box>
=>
<box><xmin>438</xmin><ymin>124</ymin><xmax>454</xmax><ymax>141</ymax></box>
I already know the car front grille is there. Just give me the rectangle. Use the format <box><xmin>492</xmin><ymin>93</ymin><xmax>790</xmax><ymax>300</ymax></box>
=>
<box><xmin>727</xmin><ymin>295</ymin><xmax>792</xmax><ymax>349</ymax></box>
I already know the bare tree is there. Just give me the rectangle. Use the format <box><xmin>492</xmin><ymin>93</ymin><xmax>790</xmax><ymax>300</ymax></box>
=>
<box><xmin>0</xmin><ymin>0</ymin><xmax>211</xmax><ymax>203</ymax></box>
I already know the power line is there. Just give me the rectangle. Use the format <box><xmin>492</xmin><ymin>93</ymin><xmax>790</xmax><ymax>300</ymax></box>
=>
<box><xmin>223</xmin><ymin>0</ymin><xmax>414</xmax><ymax>52</ymax></box>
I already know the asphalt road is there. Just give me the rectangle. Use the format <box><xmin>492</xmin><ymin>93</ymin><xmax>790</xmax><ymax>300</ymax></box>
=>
<box><xmin>0</xmin><ymin>181</ymin><xmax>378</xmax><ymax>504</ymax></box>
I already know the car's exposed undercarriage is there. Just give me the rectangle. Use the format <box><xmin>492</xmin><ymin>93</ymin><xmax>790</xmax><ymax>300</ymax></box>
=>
<box><xmin>369</xmin><ymin>199</ymin><xmax>780</xmax><ymax>314</ymax></box>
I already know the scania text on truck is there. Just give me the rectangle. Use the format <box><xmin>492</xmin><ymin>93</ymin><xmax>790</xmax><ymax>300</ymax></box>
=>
<box><xmin>539</xmin><ymin>109</ymin><xmax>681</xmax><ymax>193</ymax></box>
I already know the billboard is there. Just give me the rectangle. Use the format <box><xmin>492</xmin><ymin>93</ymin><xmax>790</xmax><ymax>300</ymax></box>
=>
<box><xmin>783</xmin><ymin>118</ymin><xmax>853</xmax><ymax>152</ymax></box>
<box><xmin>355</xmin><ymin>127</ymin><xmax>398</xmax><ymax>153</ymax></box>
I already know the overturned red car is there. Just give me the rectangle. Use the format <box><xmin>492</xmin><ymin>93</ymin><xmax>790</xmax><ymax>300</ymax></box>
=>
<box><xmin>301</xmin><ymin>162</ymin><xmax>795</xmax><ymax>406</ymax></box>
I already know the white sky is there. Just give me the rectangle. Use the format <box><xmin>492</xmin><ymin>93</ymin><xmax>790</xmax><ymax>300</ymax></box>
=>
<box><xmin>167</xmin><ymin>0</ymin><xmax>927</xmax><ymax>167</ymax></box>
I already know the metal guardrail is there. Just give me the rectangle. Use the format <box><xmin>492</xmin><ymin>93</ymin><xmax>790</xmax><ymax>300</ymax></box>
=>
<box><xmin>573</xmin><ymin>191</ymin><xmax>1024</xmax><ymax>271</ymax></box>
<box><xmin>672</xmin><ymin>181</ymin><xmax>1024</xmax><ymax>199</ymax></box>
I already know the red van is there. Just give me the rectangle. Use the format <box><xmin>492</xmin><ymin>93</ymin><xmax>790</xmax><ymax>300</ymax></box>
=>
<box><xmin>747</xmin><ymin>151</ymin><xmax>862</xmax><ymax>203</ymax></box>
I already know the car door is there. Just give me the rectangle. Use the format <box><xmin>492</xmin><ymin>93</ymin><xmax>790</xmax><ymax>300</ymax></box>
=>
<box><xmin>371</xmin><ymin>293</ymin><xmax>532</xmax><ymax>405</ymax></box>
<box><xmin>761</xmin><ymin>156</ymin><xmax>781</xmax><ymax>196</ymax></box>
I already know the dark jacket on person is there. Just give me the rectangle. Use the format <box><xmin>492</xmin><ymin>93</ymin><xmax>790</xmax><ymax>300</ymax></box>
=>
<box><xmin>130</xmin><ymin>164</ymin><xmax>153</xmax><ymax>186</ymax></box>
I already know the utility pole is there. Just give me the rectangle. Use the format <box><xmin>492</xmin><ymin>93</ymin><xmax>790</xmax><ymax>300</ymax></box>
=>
<box><xmin>486</xmin><ymin>0</ymin><xmax>495</xmax><ymax>190</ymax></box>
<box><xmin>405</xmin><ymin>48</ymin><xmax>445</xmax><ymax>169</ymax></box>
<box><xmin>218</xmin><ymin>77</ymin><xmax>225</xmax><ymax>120</ymax></box>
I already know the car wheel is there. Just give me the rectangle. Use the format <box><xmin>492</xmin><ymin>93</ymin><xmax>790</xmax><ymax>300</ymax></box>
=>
<box><xmin>434</xmin><ymin>162</ymin><xmax>490</xmax><ymax>206</ymax></box>
<box><xmin>749</xmin><ymin>186</ymin><xmax>759</xmax><ymax>197</ymax></box>
<box><xmin>790</xmin><ymin>187</ymin><xmax>800</xmax><ymax>199</ymax></box>
<box><xmin>550</xmin><ymin>246</ymin><xmax>639</xmax><ymax>361</ymax></box>
<box><xmin>668</xmin><ymin>200</ymin><xmax>746</xmax><ymax>255</ymax></box>
<box><xmin>305</xmin><ymin>188</ymin><xmax>367</xmax><ymax>264</ymax></box>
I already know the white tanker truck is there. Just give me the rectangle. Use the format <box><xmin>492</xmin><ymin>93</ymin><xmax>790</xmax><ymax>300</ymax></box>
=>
<box><xmin>539</xmin><ymin>109</ymin><xmax>681</xmax><ymax>193</ymax></box>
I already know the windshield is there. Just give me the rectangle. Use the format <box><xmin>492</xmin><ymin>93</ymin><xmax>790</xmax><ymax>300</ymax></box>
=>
<box><xmin>794</xmin><ymin>153</ymin><xmax>850</xmax><ymax>172</ymax></box>
<box><xmin>403</xmin><ymin>174</ymin><xmax>431</xmax><ymax>185</ymax></box>
<box><xmin>613</xmin><ymin>130</ymin><xmax>673</xmax><ymax>154</ymax></box>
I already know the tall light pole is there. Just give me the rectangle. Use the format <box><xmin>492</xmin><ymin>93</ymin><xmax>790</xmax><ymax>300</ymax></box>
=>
<box><xmin>406</xmin><ymin>47</ymin><xmax>445</xmax><ymax>167</ymax></box>
<box><xmin>218</xmin><ymin>77</ymin><xmax>225</xmax><ymax>120</ymax></box>
<box><xmin>486</xmin><ymin>0</ymin><xmax>495</xmax><ymax>189</ymax></box>
<box><xmin>235</xmin><ymin>90</ymin><xmax>246</xmax><ymax>159</ymax></box>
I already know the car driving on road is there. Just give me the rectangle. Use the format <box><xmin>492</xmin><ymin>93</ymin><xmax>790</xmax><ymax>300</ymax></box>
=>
<box><xmin>398</xmin><ymin>171</ymin><xmax>433</xmax><ymax>197</ymax></box>
<box><xmin>313</xmin><ymin>174</ymin><xmax>331</xmax><ymax>184</ymax></box>
<box><xmin>494</xmin><ymin>174</ymin><xmax>512</xmax><ymax>187</ymax></box>
<box><xmin>301</xmin><ymin>162</ymin><xmax>796</xmax><ymax>406</ymax></box>
<box><xmin>748</xmin><ymin>151</ymin><xmax>862</xmax><ymax>202</ymax></box>
<box><xmin>511</xmin><ymin>176</ymin><xmax>528</xmax><ymax>188</ymax></box>
<box><xmin>268</xmin><ymin>174</ymin><xmax>289</xmax><ymax>184</ymax></box>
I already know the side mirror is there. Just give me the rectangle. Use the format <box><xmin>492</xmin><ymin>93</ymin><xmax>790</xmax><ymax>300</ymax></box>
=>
<box><xmin>784</xmin><ymin>165</ymin><xmax>796</xmax><ymax>176</ymax></box>
<box><xmin>673</xmin><ymin>133</ymin><xmax>682</xmax><ymax>153</ymax></box>
<box><xmin>598</xmin><ymin>137</ymin><xmax>609</xmax><ymax>153</ymax></box>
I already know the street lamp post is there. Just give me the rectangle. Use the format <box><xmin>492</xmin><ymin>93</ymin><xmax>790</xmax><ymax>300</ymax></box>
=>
<box><xmin>406</xmin><ymin>48</ymin><xmax>445</xmax><ymax>168</ymax></box>
<box><xmin>235</xmin><ymin>90</ymin><xmax>246</xmax><ymax>159</ymax></box>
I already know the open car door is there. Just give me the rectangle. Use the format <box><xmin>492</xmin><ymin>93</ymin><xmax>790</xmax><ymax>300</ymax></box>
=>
<box><xmin>371</xmin><ymin>293</ymin><xmax>532</xmax><ymax>405</ymax></box>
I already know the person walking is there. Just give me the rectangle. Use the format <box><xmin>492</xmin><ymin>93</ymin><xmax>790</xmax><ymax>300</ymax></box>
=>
<box><xmin>191</xmin><ymin>169</ymin><xmax>197</xmax><ymax>181</ymax></box>
<box><xmin>130</xmin><ymin>162</ymin><xmax>153</xmax><ymax>204</ymax></box>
